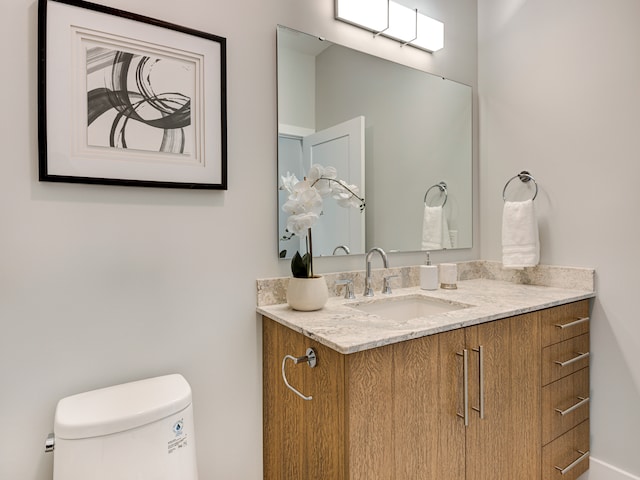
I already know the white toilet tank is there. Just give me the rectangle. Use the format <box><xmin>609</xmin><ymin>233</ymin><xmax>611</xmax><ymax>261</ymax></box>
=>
<box><xmin>51</xmin><ymin>374</ymin><xmax>198</xmax><ymax>480</ymax></box>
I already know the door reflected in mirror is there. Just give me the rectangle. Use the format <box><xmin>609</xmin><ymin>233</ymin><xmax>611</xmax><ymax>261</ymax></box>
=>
<box><xmin>277</xmin><ymin>25</ymin><xmax>472</xmax><ymax>259</ymax></box>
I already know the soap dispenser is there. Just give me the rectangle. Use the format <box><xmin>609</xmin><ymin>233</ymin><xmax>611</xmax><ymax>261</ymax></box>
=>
<box><xmin>420</xmin><ymin>252</ymin><xmax>438</xmax><ymax>290</ymax></box>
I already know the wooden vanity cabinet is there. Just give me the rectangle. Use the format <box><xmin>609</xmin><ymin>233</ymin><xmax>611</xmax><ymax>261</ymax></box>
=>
<box><xmin>262</xmin><ymin>299</ymin><xmax>590</xmax><ymax>480</ymax></box>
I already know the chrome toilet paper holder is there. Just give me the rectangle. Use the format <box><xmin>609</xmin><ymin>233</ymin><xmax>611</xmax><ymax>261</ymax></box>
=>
<box><xmin>281</xmin><ymin>348</ymin><xmax>317</xmax><ymax>401</ymax></box>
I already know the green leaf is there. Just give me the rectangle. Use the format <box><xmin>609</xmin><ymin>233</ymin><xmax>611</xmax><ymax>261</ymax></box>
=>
<box><xmin>291</xmin><ymin>251</ymin><xmax>312</xmax><ymax>278</ymax></box>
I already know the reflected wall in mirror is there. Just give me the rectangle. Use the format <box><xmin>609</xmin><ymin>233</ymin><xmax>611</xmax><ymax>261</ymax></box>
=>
<box><xmin>277</xmin><ymin>25</ymin><xmax>472</xmax><ymax>259</ymax></box>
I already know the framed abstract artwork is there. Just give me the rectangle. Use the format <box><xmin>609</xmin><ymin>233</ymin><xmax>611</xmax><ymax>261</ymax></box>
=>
<box><xmin>38</xmin><ymin>0</ymin><xmax>227</xmax><ymax>189</ymax></box>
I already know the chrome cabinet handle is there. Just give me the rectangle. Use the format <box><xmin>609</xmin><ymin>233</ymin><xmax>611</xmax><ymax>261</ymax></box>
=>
<box><xmin>555</xmin><ymin>396</ymin><xmax>590</xmax><ymax>416</ymax></box>
<box><xmin>281</xmin><ymin>348</ymin><xmax>317</xmax><ymax>401</ymax></box>
<box><xmin>555</xmin><ymin>450</ymin><xmax>590</xmax><ymax>475</ymax></box>
<box><xmin>554</xmin><ymin>316</ymin><xmax>589</xmax><ymax>329</ymax></box>
<box><xmin>554</xmin><ymin>351</ymin><xmax>590</xmax><ymax>368</ymax></box>
<box><xmin>471</xmin><ymin>346</ymin><xmax>485</xmax><ymax>419</ymax></box>
<box><xmin>456</xmin><ymin>349</ymin><xmax>469</xmax><ymax>426</ymax></box>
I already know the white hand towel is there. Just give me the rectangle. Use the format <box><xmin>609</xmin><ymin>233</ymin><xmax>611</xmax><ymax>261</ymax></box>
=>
<box><xmin>422</xmin><ymin>205</ymin><xmax>452</xmax><ymax>250</ymax></box>
<box><xmin>441</xmin><ymin>211</ymin><xmax>452</xmax><ymax>249</ymax></box>
<box><xmin>502</xmin><ymin>199</ymin><xmax>539</xmax><ymax>268</ymax></box>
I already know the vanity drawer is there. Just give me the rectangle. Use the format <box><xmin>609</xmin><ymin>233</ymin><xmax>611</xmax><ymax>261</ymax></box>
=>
<box><xmin>542</xmin><ymin>368</ymin><xmax>589</xmax><ymax>445</ymax></box>
<box><xmin>542</xmin><ymin>420</ymin><xmax>589</xmax><ymax>480</ymax></box>
<box><xmin>540</xmin><ymin>300</ymin><xmax>590</xmax><ymax>348</ymax></box>
<box><xmin>542</xmin><ymin>333</ymin><xmax>590</xmax><ymax>385</ymax></box>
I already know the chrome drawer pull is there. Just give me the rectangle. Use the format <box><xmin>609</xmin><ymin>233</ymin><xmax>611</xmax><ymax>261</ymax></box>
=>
<box><xmin>554</xmin><ymin>450</ymin><xmax>589</xmax><ymax>475</ymax></box>
<box><xmin>281</xmin><ymin>348</ymin><xmax>317</xmax><ymax>401</ymax></box>
<box><xmin>554</xmin><ymin>351</ymin><xmax>590</xmax><ymax>368</ymax></box>
<box><xmin>456</xmin><ymin>349</ymin><xmax>469</xmax><ymax>427</ymax></box>
<box><xmin>555</xmin><ymin>396</ymin><xmax>590</xmax><ymax>416</ymax></box>
<box><xmin>554</xmin><ymin>317</ymin><xmax>589</xmax><ymax>329</ymax></box>
<box><xmin>471</xmin><ymin>346</ymin><xmax>485</xmax><ymax>419</ymax></box>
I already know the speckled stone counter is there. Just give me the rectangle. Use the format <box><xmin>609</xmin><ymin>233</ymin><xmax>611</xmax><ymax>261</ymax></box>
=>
<box><xmin>257</xmin><ymin>261</ymin><xmax>595</xmax><ymax>354</ymax></box>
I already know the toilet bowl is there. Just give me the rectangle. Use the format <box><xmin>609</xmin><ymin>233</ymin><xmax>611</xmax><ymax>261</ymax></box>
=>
<box><xmin>48</xmin><ymin>374</ymin><xmax>198</xmax><ymax>480</ymax></box>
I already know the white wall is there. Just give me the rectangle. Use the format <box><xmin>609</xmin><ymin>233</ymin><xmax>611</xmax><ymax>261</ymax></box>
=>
<box><xmin>0</xmin><ymin>0</ymin><xmax>477</xmax><ymax>479</ymax></box>
<box><xmin>478</xmin><ymin>0</ymin><xmax>640</xmax><ymax>478</ymax></box>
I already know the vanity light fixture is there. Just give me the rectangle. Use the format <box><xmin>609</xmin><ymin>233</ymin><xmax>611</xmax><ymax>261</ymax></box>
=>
<box><xmin>335</xmin><ymin>0</ymin><xmax>444</xmax><ymax>53</ymax></box>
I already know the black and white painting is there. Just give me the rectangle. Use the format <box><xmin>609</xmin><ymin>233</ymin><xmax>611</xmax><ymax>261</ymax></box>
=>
<box><xmin>86</xmin><ymin>47</ymin><xmax>194</xmax><ymax>156</ymax></box>
<box><xmin>38</xmin><ymin>0</ymin><xmax>227</xmax><ymax>189</ymax></box>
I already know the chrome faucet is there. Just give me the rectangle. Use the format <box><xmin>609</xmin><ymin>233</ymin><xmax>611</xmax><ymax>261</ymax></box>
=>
<box><xmin>332</xmin><ymin>245</ymin><xmax>351</xmax><ymax>255</ymax></box>
<box><xmin>364</xmin><ymin>247</ymin><xmax>389</xmax><ymax>297</ymax></box>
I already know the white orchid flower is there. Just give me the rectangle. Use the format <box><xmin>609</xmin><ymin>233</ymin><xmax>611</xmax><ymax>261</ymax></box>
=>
<box><xmin>286</xmin><ymin>212</ymin><xmax>319</xmax><ymax>236</ymax></box>
<box><xmin>306</xmin><ymin>164</ymin><xmax>326</xmax><ymax>182</ymax></box>
<box><xmin>331</xmin><ymin>180</ymin><xmax>362</xmax><ymax>208</ymax></box>
<box><xmin>279</xmin><ymin>171</ymin><xmax>300</xmax><ymax>193</ymax></box>
<box><xmin>282</xmin><ymin>180</ymin><xmax>323</xmax><ymax>217</ymax></box>
<box><xmin>307</xmin><ymin>164</ymin><xmax>337</xmax><ymax>197</ymax></box>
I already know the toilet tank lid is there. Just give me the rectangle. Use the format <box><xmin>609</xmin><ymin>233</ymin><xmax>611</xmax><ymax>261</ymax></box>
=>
<box><xmin>54</xmin><ymin>374</ymin><xmax>192</xmax><ymax>440</ymax></box>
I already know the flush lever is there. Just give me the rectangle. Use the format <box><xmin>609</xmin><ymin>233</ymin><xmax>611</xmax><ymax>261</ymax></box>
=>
<box><xmin>45</xmin><ymin>433</ymin><xmax>55</xmax><ymax>453</ymax></box>
<box><xmin>282</xmin><ymin>348</ymin><xmax>317</xmax><ymax>401</ymax></box>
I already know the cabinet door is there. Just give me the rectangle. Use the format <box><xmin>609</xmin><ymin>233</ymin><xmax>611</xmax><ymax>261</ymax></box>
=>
<box><xmin>263</xmin><ymin>318</ymin><xmax>346</xmax><ymax>479</ymax></box>
<box><xmin>263</xmin><ymin>317</ymin><xmax>306</xmax><ymax>479</ymax></box>
<box><xmin>345</xmin><ymin>329</ymin><xmax>466</xmax><ymax>480</ymax></box>
<box><xmin>393</xmin><ymin>328</ymin><xmax>466</xmax><ymax>480</ymax></box>
<box><xmin>345</xmin><ymin>344</ymin><xmax>395</xmax><ymax>479</ymax></box>
<box><xmin>465</xmin><ymin>312</ymin><xmax>541</xmax><ymax>480</ymax></box>
<box><xmin>305</xmin><ymin>340</ymin><xmax>346</xmax><ymax>478</ymax></box>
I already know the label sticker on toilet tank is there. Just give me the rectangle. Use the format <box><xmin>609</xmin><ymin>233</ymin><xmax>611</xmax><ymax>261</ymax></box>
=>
<box><xmin>168</xmin><ymin>435</ymin><xmax>188</xmax><ymax>454</ymax></box>
<box><xmin>167</xmin><ymin>418</ymin><xmax>188</xmax><ymax>454</ymax></box>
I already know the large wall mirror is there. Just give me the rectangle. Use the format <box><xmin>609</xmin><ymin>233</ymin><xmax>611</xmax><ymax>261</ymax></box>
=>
<box><xmin>277</xmin><ymin>25</ymin><xmax>472</xmax><ymax>259</ymax></box>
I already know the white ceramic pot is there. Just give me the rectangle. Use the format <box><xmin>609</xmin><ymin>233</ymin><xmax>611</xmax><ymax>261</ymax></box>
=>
<box><xmin>286</xmin><ymin>276</ymin><xmax>329</xmax><ymax>311</ymax></box>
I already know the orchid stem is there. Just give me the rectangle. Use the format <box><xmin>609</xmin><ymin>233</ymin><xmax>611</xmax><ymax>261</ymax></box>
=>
<box><xmin>307</xmin><ymin>227</ymin><xmax>314</xmax><ymax>277</ymax></box>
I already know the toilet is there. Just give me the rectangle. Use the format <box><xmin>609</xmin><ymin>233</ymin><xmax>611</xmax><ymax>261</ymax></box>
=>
<box><xmin>48</xmin><ymin>374</ymin><xmax>198</xmax><ymax>480</ymax></box>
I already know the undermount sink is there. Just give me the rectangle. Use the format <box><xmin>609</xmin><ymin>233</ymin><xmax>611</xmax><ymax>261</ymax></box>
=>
<box><xmin>351</xmin><ymin>295</ymin><xmax>472</xmax><ymax>321</ymax></box>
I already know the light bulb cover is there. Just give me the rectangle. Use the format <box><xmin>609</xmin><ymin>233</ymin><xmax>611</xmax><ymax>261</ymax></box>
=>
<box><xmin>413</xmin><ymin>14</ymin><xmax>444</xmax><ymax>52</ymax></box>
<box><xmin>335</xmin><ymin>0</ymin><xmax>389</xmax><ymax>33</ymax></box>
<box><xmin>384</xmin><ymin>2</ymin><xmax>417</xmax><ymax>43</ymax></box>
<box><xmin>335</xmin><ymin>0</ymin><xmax>444</xmax><ymax>53</ymax></box>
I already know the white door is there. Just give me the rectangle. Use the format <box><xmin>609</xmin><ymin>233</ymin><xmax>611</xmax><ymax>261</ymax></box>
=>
<box><xmin>302</xmin><ymin>116</ymin><xmax>365</xmax><ymax>256</ymax></box>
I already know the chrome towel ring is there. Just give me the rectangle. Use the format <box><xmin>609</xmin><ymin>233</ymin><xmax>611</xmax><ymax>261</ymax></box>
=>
<box><xmin>424</xmin><ymin>181</ymin><xmax>448</xmax><ymax>207</ymax></box>
<box><xmin>502</xmin><ymin>171</ymin><xmax>538</xmax><ymax>202</ymax></box>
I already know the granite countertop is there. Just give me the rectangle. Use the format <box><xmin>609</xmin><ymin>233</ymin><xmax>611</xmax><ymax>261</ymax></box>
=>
<box><xmin>257</xmin><ymin>278</ymin><xmax>595</xmax><ymax>354</ymax></box>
